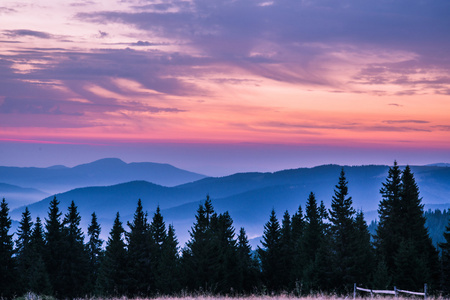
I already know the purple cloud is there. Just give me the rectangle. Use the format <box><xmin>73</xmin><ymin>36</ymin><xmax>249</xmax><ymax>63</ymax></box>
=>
<box><xmin>4</xmin><ymin>29</ymin><xmax>53</xmax><ymax>39</ymax></box>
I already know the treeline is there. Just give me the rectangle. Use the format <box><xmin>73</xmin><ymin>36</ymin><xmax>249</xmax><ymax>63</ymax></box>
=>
<box><xmin>1</xmin><ymin>162</ymin><xmax>450</xmax><ymax>299</ymax></box>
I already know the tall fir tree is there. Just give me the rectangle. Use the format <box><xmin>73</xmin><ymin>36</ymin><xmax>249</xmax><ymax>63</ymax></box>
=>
<box><xmin>301</xmin><ymin>192</ymin><xmax>328</xmax><ymax>292</ymax></box>
<box><xmin>44</xmin><ymin>196</ymin><xmax>65</xmax><ymax>297</ymax></box>
<box><xmin>149</xmin><ymin>206</ymin><xmax>169</xmax><ymax>294</ymax></box>
<box><xmin>291</xmin><ymin>205</ymin><xmax>305</xmax><ymax>290</ymax></box>
<box><xmin>353</xmin><ymin>211</ymin><xmax>375</xmax><ymax>287</ymax></box>
<box><xmin>209</xmin><ymin>211</ymin><xmax>239</xmax><ymax>293</ymax></box>
<box><xmin>279</xmin><ymin>210</ymin><xmax>294</xmax><ymax>290</ymax></box>
<box><xmin>375</xmin><ymin>163</ymin><xmax>439</xmax><ymax>290</ymax></box>
<box><xmin>398</xmin><ymin>166</ymin><xmax>440</xmax><ymax>289</ymax></box>
<box><xmin>0</xmin><ymin>199</ymin><xmax>17</xmax><ymax>299</ymax></box>
<box><xmin>97</xmin><ymin>212</ymin><xmax>128</xmax><ymax>296</ymax></box>
<box><xmin>181</xmin><ymin>196</ymin><xmax>217</xmax><ymax>291</ymax></box>
<box><xmin>87</xmin><ymin>212</ymin><xmax>103</xmax><ymax>295</ymax></box>
<box><xmin>237</xmin><ymin>227</ymin><xmax>259</xmax><ymax>293</ymax></box>
<box><xmin>126</xmin><ymin>199</ymin><xmax>151</xmax><ymax>296</ymax></box>
<box><xmin>257</xmin><ymin>209</ymin><xmax>282</xmax><ymax>292</ymax></box>
<box><xmin>375</xmin><ymin>161</ymin><xmax>402</xmax><ymax>276</ymax></box>
<box><xmin>28</xmin><ymin>217</ymin><xmax>52</xmax><ymax>295</ymax></box>
<box><xmin>328</xmin><ymin>169</ymin><xmax>357</xmax><ymax>292</ymax></box>
<box><xmin>439</xmin><ymin>218</ymin><xmax>450</xmax><ymax>295</ymax></box>
<box><xmin>15</xmin><ymin>207</ymin><xmax>33</xmax><ymax>294</ymax></box>
<box><xmin>60</xmin><ymin>201</ymin><xmax>90</xmax><ymax>298</ymax></box>
<box><xmin>157</xmin><ymin>224</ymin><xmax>180</xmax><ymax>294</ymax></box>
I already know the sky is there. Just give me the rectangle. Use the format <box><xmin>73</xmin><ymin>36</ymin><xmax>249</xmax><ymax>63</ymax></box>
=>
<box><xmin>1</xmin><ymin>0</ymin><xmax>450</xmax><ymax>176</ymax></box>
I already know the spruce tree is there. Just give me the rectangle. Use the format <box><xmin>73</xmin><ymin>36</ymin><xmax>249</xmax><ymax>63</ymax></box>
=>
<box><xmin>257</xmin><ymin>209</ymin><xmax>282</xmax><ymax>292</ymax></box>
<box><xmin>28</xmin><ymin>217</ymin><xmax>52</xmax><ymax>295</ymax></box>
<box><xmin>353</xmin><ymin>211</ymin><xmax>374</xmax><ymax>287</ymax></box>
<box><xmin>0</xmin><ymin>198</ymin><xmax>17</xmax><ymax>299</ymax></box>
<box><xmin>291</xmin><ymin>205</ymin><xmax>305</xmax><ymax>290</ymax></box>
<box><xmin>97</xmin><ymin>212</ymin><xmax>128</xmax><ymax>296</ymax></box>
<box><xmin>439</xmin><ymin>218</ymin><xmax>450</xmax><ymax>295</ymax></box>
<box><xmin>15</xmin><ymin>207</ymin><xmax>33</xmax><ymax>294</ymax></box>
<box><xmin>328</xmin><ymin>169</ymin><xmax>357</xmax><ymax>292</ymax></box>
<box><xmin>210</xmin><ymin>211</ymin><xmax>239</xmax><ymax>293</ymax></box>
<box><xmin>126</xmin><ymin>199</ymin><xmax>151</xmax><ymax>296</ymax></box>
<box><xmin>301</xmin><ymin>192</ymin><xmax>327</xmax><ymax>292</ymax></box>
<box><xmin>87</xmin><ymin>212</ymin><xmax>103</xmax><ymax>295</ymax></box>
<box><xmin>44</xmin><ymin>196</ymin><xmax>64</xmax><ymax>297</ymax></box>
<box><xmin>149</xmin><ymin>206</ymin><xmax>169</xmax><ymax>294</ymax></box>
<box><xmin>399</xmin><ymin>166</ymin><xmax>440</xmax><ymax>289</ymax></box>
<box><xmin>181</xmin><ymin>197</ymin><xmax>216</xmax><ymax>291</ymax></box>
<box><xmin>60</xmin><ymin>201</ymin><xmax>90</xmax><ymax>298</ymax></box>
<box><xmin>375</xmin><ymin>161</ymin><xmax>402</xmax><ymax>275</ymax></box>
<box><xmin>157</xmin><ymin>224</ymin><xmax>180</xmax><ymax>294</ymax></box>
<box><xmin>375</xmin><ymin>163</ymin><xmax>439</xmax><ymax>290</ymax></box>
<box><xmin>237</xmin><ymin>227</ymin><xmax>259</xmax><ymax>293</ymax></box>
<box><xmin>279</xmin><ymin>210</ymin><xmax>294</xmax><ymax>290</ymax></box>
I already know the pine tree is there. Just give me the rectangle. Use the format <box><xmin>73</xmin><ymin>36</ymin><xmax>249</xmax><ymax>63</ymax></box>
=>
<box><xmin>157</xmin><ymin>224</ymin><xmax>180</xmax><ymax>294</ymax></box>
<box><xmin>375</xmin><ymin>162</ymin><xmax>402</xmax><ymax>276</ymax></box>
<box><xmin>291</xmin><ymin>205</ymin><xmax>305</xmax><ymax>290</ymax></box>
<box><xmin>237</xmin><ymin>227</ymin><xmax>259</xmax><ymax>293</ymax></box>
<box><xmin>181</xmin><ymin>197</ymin><xmax>216</xmax><ymax>291</ymax></box>
<box><xmin>439</xmin><ymin>218</ymin><xmax>450</xmax><ymax>295</ymax></box>
<box><xmin>328</xmin><ymin>169</ymin><xmax>357</xmax><ymax>292</ymax></box>
<box><xmin>0</xmin><ymin>198</ymin><xmax>17</xmax><ymax>299</ymax></box>
<box><xmin>279</xmin><ymin>210</ymin><xmax>294</xmax><ymax>290</ymax></box>
<box><xmin>257</xmin><ymin>209</ymin><xmax>282</xmax><ymax>292</ymax></box>
<box><xmin>87</xmin><ymin>212</ymin><xmax>103</xmax><ymax>295</ymax></box>
<box><xmin>210</xmin><ymin>211</ymin><xmax>239</xmax><ymax>293</ymax></box>
<box><xmin>60</xmin><ymin>201</ymin><xmax>90</xmax><ymax>298</ymax></box>
<box><xmin>28</xmin><ymin>217</ymin><xmax>52</xmax><ymax>295</ymax></box>
<box><xmin>44</xmin><ymin>196</ymin><xmax>64</xmax><ymax>297</ymax></box>
<box><xmin>375</xmin><ymin>163</ymin><xmax>439</xmax><ymax>290</ymax></box>
<box><xmin>353</xmin><ymin>211</ymin><xmax>374</xmax><ymax>287</ymax></box>
<box><xmin>399</xmin><ymin>166</ymin><xmax>440</xmax><ymax>289</ymax></box>
<box><xmin>150</xmin><ymin>206</ymin><xmax>169</xmax><ymax>294</ymax></box>
<box><xmin>15</xmin><ymin>207</ymin><xmax>33</xmax><ymax>294</ymax></box>
<box><xmin>302</xmin><ymin>193</ymin><xmax>323</xmax><ymax>265</ymax></box>
<box><xmin>126</xmin><ymin>199</ymin><xmax>151</xmax><ymax>296</ymax></box>
<box><xmin>97</xmin><ymin>212</ymin><xmax>128</xmax><ymax>296</ymax></box>
<box><xmin>302</xmin><ymin>192</ymin><xmax>327</xmax><ymax>292</ymax></box>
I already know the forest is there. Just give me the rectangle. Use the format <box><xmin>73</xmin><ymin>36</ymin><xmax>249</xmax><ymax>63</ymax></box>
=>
<box><xmin>1</xmin><ymin>162</ymin><xmax>450</xmax><ymax>299</ymax></box>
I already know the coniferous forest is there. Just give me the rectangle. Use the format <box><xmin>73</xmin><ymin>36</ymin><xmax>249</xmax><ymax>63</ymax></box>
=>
<box><xmin>1</xmin><ymin>162</ymin><xmax>450</xmax><ymax>299</ymax></box>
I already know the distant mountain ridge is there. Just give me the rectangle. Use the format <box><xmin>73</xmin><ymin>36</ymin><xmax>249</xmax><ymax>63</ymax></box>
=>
<box><xmin>0</xmin><ymin>183</ymin><xmax>49</xmax><ymax>210</ymax></box>
<box><xmin>0</xmin><ymin>158</ymin><xmax>207</xmax><ymax>195</ymax></box>
<box><xmin>10</xmin><ymin>163</ymin><xmax>450</xmax><ymax>248</ymax></box>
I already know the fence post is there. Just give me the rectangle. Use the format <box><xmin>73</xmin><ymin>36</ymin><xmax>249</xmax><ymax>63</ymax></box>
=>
<box><xmin>424</xmin><ymin>283</ymin><xmax>427</xmax><ymax>300</ymax></box>
<box><xmin>394</xmin><ymin>286</ymin><xmax>398</xmax><ymax>298</ymax></box>
<box><xmin>353</xmin><ymin>283</ymin><xmax>356</xmax><ymax>299</ymax></box>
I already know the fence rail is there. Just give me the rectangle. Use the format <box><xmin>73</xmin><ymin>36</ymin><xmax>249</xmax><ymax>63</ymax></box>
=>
<box><xmin>354</xmin><ymin>283</ymin><xmax>427</xmax><ymax>299</ymax></box>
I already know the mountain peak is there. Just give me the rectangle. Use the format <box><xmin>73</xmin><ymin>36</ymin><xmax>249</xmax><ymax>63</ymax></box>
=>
<box><xmin>74</xmin><ymin>158</ymin><xmax>127</xmax><ymax>169</ymax></box>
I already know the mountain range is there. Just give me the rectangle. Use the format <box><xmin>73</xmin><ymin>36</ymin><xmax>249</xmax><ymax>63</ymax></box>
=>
<box><xmin>0</xmin><ymin>158</ymin><xmax>206</xmax><ymax>208</ymax></box>
<box><xmin>4</xmin><ymin>159</ymin><xmax>450</xmax><ymax>248</ymax></box>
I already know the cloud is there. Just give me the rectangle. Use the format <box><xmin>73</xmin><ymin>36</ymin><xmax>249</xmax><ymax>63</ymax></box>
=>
<box><xmin>4</xmin><ymin>29</ymin><xmax>53</xmax><ymax>39</ymax></box>
<box><xmin>383</xmin><ymin>120</ymin><xmax>429</xmax><ymax>124</ymax></box>
<box><xmin>0</xmin><ymin>97</ymin><xmax>84</xmax><ymax>116</ymax></box>
<box><xmin>0</xmin><ymin>7</ymin><xmax>17</xmax><ymax>14</ymax></box>
<box><xmin>130</xmin><ymin>41</ymin><xmax>160</xmax><ymax>46</ymax></box>
<box><xmin>74</xmin><ymin>0</ymin><xmax>450</xmax><ymax>91</ymax></box>
<box><xmin>97</xmin><ymin>30</ymin><xmax>109</xmax><ymax>39</ymax></box>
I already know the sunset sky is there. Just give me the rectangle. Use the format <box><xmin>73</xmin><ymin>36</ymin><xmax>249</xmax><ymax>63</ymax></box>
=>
<box><xmin>1</xmin><ymin>0</ymin><xmax>450</xmax><ymax>175</ymax></box>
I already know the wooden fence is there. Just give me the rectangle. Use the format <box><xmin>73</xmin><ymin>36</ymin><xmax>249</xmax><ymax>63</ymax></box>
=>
<box><xmin>353</xmin><ymin>283</ymin><xmax>427</xmax><ymax>299</ymax></box>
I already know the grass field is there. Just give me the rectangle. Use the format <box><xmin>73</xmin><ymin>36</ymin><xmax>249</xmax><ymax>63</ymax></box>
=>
<box><xmin>92</xmin><ymin>295</ymin><xmax>444</xmax><ymax>300</ymax></box>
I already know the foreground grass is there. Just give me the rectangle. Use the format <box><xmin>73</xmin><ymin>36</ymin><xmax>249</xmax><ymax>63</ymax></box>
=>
<box><xmin>15</xmin><ymin>294</ymin><xmax>450</xmax><ymax>300</ymax></box>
